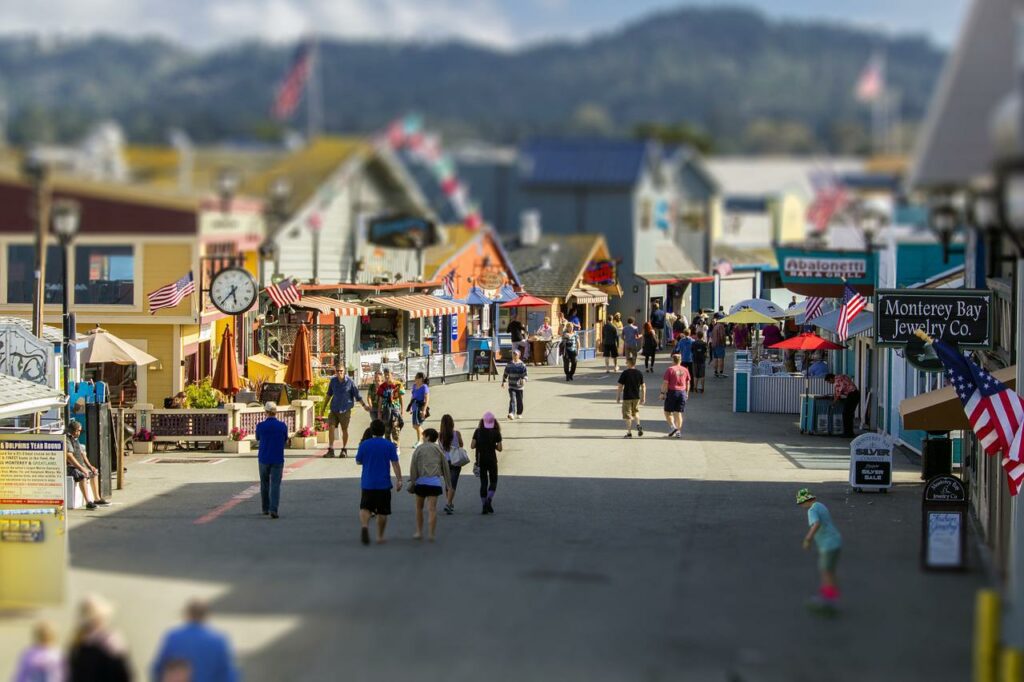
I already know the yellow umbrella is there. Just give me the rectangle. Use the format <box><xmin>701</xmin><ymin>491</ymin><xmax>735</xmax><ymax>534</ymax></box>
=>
<box><xmin>717</xmin><ymin>308</ymin><xmax>779</xmax><ymax>325</ymax></box>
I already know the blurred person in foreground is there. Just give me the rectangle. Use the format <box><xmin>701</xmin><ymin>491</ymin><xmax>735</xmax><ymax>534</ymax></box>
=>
<box><xmin>69</xmin><ymin>594</ymin><xmax>132</xmax><ymax>682</ymax></box>
<box><xmin>796</xmin><ymin>488</ymin><xmax>842</xmax><ymax>614</ymax></box>
<box><xmin>12</xmin><ymin>620</ymin><xmax>63</xmax><ymax>682</ymax></box>
<box><xmin>151</xmin><ymin>599</ymin><xmax>239</xmax><ymax>682</ymax></box>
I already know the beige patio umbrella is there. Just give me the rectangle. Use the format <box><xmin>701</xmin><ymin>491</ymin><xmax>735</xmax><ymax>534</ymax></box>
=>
<box><xmin>79</xmin><ymin>327</ymin><xmax>159</xmax><ymax>366</ymax></box>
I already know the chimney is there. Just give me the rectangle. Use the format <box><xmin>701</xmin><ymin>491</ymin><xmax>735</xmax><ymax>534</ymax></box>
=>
<box><xmin>520</xmin><ymin>209</ymin><xmax>541</xmax><ymax>246</ymax></box>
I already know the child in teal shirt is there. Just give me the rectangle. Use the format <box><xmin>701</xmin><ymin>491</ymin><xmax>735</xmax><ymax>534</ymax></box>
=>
<box><xmin>796</xmin><ymin>488</ymin><xmax>842</xmax><ymax>611</ymax></box>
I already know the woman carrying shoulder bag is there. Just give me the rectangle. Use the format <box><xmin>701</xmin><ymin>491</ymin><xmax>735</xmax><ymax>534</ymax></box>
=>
<box><xmin>439</xmin><ymin>414</ymin><xmax>469</xmax><ymax>515</ymax></box>
<box><xmin>408</xmin><ymin>428</ymin><xmax>451</xmax><ymax>541</ymax></box>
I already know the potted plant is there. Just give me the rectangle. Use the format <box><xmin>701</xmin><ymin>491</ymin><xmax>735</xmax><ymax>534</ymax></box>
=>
<box><xmin>134</xmin><ymin>428</ymin><xmax>154</xmax><ymax>454</ymax></box>
<box><xmin>315</xmin><ymin>416</ymin><xmax>331</xmax><ymax>444</ymax></box>
<box><xmin>289</xmin><ymin>425</ymin><xmax>317</xmax><ymax>450</ymax></box>
<box><xmin>224</xmin><ymin>427</ymin><xmax>250</xmax><ymax>454</ymax></box>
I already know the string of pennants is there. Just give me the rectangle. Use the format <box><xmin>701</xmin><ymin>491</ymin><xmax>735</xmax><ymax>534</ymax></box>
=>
<box><xmin>384</xmin><ymin>113</ymin><xmax>482</xmax><ymax>231</ymax></box>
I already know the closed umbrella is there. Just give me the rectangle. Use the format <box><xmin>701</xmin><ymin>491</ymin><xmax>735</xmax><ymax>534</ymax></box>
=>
<box><xmin>80</xmin><ymin>327</ymin><xmax>158</xmax><ymax>366</ymax></box>
<box><xmin>211</xmin><ymin>326</ymin><xmax>242</xmax><ymax>398</ymax></box>
<box><xmin>284</xmin><ymin>323</ymin><xmax>314</xmax><ymax>395</ymax></box>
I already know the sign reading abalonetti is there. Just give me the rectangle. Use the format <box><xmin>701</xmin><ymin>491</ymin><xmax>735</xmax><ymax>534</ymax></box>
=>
<box><xmin>875</xmin><ymin>289</ymin><xmax>992</xmax><ymax>348</ymax></box>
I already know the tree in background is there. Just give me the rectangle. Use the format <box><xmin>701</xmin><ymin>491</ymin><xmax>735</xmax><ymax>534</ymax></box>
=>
<box><xmin>632</xmin><ymin>122</ymin><xmax>715</xmax><ymax>155</ymax></box>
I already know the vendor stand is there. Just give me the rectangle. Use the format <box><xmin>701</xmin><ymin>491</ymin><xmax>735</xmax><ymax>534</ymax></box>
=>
<box><xmin>500</xmin><ymin>293</ymin><xmax>554</xmax><ymax>363</ymax></box>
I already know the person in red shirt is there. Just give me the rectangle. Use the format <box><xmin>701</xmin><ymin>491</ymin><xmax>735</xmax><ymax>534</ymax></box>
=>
<box><xmin>659</xmin><ymin>353</ymin><xmax>691</xmax><ymax>438</ymax></box>
<box><xmin>825</xmin><ymin>373</ymin><xmax>860</xmax><ymax>437</ymax></box>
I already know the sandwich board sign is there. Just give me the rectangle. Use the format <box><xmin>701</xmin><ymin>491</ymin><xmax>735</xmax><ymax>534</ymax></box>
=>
<box><xmin>849</xmin><ymin>432</ymin><xmax>894</xmax><ymax>493</ymax></box>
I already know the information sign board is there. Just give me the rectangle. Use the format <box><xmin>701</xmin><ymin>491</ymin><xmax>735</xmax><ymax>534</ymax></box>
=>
<box><xmin>848</xmin><ymin>432</ymin><xmax>894</xmax><ymax>492</ymax></box>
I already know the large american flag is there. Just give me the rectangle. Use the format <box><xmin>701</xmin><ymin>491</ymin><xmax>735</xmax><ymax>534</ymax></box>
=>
<box><xmin>442</xmin><ymin>270</ymin><xmax>456</xmax><ymax>298</ymax></box>
<box><xmin>272</xmin><ymin>41</ymin><xmax>313</xmax><ymax>121</ymax></box>
<box><xmin>933</xmin><ymin>339</ymin><xmax>1024</xmax><ymax>495</ymax></box>
<box><xmin>807</xmin><ymin>171</ymin><xmax>849</xmax><ymax>233</ymax></box>
<box><xmin>836</xmin><ymin>284</ymin><xmax>867</xmax><ymax>342</ymax></box>
<box><xmin>266</xmin><ymin>279</ymin><xmax>301</xmax><ymax>308</ymax></box>
<box><xmin>148</xmin><ymin>272</ymin><xmax>194</xmax><ymax>314</ymax></box>
<box><xmin>803</xmin><ymin>296</ymin><xmax>826</xmax><ymax>322</ymax></box>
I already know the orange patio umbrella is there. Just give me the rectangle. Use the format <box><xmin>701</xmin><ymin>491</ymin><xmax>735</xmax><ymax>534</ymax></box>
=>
<box><xmin>211</xmin><ymin>326</ymin><xmax>242</xmax><ymax>398</ymax></box>
<box><xmin>284</xmin><ymin>323</ymin><xmax>314</xmax><ymax>395</ymax></box>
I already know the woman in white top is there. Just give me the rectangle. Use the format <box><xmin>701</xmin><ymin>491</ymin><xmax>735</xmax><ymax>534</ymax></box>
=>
<box><xmin>536</xmin><ymin>316</ymin><xmax>554</xmax><ymax>340</ymax></box>
<box><xmin>439</xmin><ymin>413</ymin><xmax>466</xmax><ymax>514</ymax></box>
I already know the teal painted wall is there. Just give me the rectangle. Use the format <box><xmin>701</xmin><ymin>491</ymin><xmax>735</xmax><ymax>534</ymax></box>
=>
<box><xmin>895</xmin><ymin>243</ymin><xmax>964</xmax><ymax>287</ymax></box>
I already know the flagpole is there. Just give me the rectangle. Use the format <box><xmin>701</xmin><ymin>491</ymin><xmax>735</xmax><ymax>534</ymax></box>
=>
<box><xmin>306</xmin><ymin>34</ymin><xmax>323</xmax><ymax>140</ymax></box>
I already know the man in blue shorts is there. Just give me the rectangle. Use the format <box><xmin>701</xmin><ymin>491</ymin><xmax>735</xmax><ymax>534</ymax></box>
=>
<box><xmin>659</xmin><ymin>353</ymin><xmax>691</xmax><ymax>438</ymax></box>
<box><xmin>709</xmin><ymin>320</ymin><xmax>728</xmax><ymax>378</ymax></box>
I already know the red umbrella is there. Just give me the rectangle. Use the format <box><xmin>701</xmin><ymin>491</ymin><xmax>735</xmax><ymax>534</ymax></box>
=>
<box><xmin>768</xmin><ymin>332</ymin><xmax>845</xmax><ymax>351</ymax></box>
<box><xmin>211</xmin><ymin>326</ymin><xmax>242</xmax><ymax>398</ymax></box>
<box><xmin>284</xmin><ymin>323</ymin><xmax>314</xmax><ymax>394</ymax></box>
<box><xmin>500</xmin><ymin>293</ymin><xmax>551</xmax><ymax>308</ymax></box>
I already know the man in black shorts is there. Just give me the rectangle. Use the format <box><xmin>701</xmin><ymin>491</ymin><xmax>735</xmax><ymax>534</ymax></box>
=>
<box><xmin>602</xmin><ymin>317</ymin><xmax>620</xmax><ymax>374</ymax></box>
<box><xmin>691</xmin><ymin>331</ymin><xmax>709</xmax><ymax>394</ymax></box>
<box><xmin>356</xmin><ymin>419</ymin><xmax>404</xmax><ymax>545</ymax></box>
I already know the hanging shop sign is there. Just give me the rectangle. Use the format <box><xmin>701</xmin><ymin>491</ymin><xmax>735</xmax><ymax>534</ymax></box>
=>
<box><xmin>848</xmin><ymin>432</ymin><xmax>894</xmax><ymax>492</ymax></box>
<box><xmin>367</xmin><ymin>214</ymin><xmax>438</xmax><ymax>249</ymax></box>
<box><xmin>774</xmin><ymin>247</ymin><xmax>876</xmax><ymax>296</ymax></box>
<box><xmin>584</xmin><ymin>260</ymin><xmax>617</xmax><ymax>286</ymax></box>
<box><xmin>477</xmin><ymin>270</ymin><xmax>505</xmax><ymax>290</ymax></box>
<box><xmin>875</xmin><ymin>289</ymin><xmax>992</xmax><ymax>349</ymax></box>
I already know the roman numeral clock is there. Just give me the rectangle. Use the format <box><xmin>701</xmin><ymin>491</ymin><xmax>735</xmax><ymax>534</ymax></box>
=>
<box><xmin>208</xmin><ymin>267</ymin><xmax>258</xmax><ymax>315</ymax></box>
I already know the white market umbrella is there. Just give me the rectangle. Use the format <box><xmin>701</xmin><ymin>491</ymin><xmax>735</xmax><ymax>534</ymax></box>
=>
<box><xmin>80</xmin><ymin>327</ymin><xmax>158</xmax><ymax>366</ymax></box>
<box><xmin>728</xmin><ymin>299</ymin><xmax>787</xmax><ymax>319</ymax></box>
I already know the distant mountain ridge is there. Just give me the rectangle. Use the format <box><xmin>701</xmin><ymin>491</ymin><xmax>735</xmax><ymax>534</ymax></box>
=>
<box><xmin>0</xmin><ymin>6</ymin><xmax>946</xmax><ymax>153</ymax></box>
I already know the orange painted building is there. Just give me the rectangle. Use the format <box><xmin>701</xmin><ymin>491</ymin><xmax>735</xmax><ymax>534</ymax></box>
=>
<box><xmin>424</xmin><ymin>225</ymin><xmax>521</xmax><ymax>353</ymax></box>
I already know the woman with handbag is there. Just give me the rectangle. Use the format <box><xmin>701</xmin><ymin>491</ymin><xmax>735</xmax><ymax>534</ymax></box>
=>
<box><xmin>408</xmin><ymin>372</ymin><xmax>430</xmax><ymax>446</ymax></box>
<box><xmin>408</xmin><ymin>428</ymin><xmax>451</xmax><ymax>541</ymax></box>
<box><xmin>472</xmin><ymin>411</ymin><xmax>503</xmax><ymax>514</ymax></box>
<box><xmin>439</xmin><ymin>414</ymin><xmax>469</xmax><ymax>514</ymax></box>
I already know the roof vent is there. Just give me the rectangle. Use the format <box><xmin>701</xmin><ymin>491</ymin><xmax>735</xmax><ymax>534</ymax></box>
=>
<box><xmin>520</xmin><ymin>210</ymin><xmax>541</xmax><ymax>246</ymax></box>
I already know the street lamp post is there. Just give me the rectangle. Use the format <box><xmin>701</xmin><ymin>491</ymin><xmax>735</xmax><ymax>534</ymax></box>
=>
<box><xmin>51</xmin><ymin>199</ymin><xmax>81</xmax><ymax>425</ymax></box>
<box><xmin>928</xmin><ymin>201</ymin><xmax>960</xmax><ymax>263</ymax></box>
<box><xmin>22</xmin><ymin>154</ymin><xmax>50</xmax><ymax>341</ymax></box>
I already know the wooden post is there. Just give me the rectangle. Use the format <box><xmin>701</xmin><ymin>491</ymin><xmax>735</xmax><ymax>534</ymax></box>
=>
<box><xmin>116</xmin><ymin>407</ymin><xmax>124</xmax><ymax>490</ymax></box>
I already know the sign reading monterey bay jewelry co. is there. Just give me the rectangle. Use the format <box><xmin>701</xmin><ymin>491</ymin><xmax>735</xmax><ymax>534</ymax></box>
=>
<box><xmin>875</xmin><ymin>289</ymin><xmax>992</xmax><ymax>348</ymax></box>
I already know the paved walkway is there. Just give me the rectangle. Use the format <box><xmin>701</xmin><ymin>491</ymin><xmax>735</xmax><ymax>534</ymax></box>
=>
<box><xmin>1</xmin><ymin>353</ymin><xmax>984</xmax><ymax>681</ymax></box>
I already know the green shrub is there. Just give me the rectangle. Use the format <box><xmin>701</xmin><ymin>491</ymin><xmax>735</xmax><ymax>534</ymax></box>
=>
<box><xmin>184</xmin><ymin>377</ymin><xmax>221</xmax><ymax>408</ymax></box>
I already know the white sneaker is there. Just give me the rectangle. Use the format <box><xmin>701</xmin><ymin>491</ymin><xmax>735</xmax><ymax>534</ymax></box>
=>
<box><xmin>676</xmin><ymin>430</ymin><xmax>685</xmax><ymax>438</ymax></box>
<box><xmin>516</xmin><ymin>414</ymin><xmax>522</xmax><ymax>420</ymax></box>
<box><xmin>507</xmin><ymin>414</ymin><xmax>514</xmax><ymax>421</ymax></box>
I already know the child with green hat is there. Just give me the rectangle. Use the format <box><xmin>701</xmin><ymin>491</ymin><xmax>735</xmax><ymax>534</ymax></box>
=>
<box><xmin>796</xmin><ymin>488</ymin><xmax>842</xmax><ymax>612</ymax></box>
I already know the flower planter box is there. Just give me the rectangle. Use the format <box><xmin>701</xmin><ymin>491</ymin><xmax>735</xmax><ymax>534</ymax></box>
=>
<box><xmin>134</xmin><ymin>441</ymin><xmax>154</xmax><ymax>455</ymax></box>
<box><xmin>223</xmin><ymin>439</ymin><xmax>250</xmax><ymax>454</ymax></box>
<box><xmin>289</xmin><ymin>436</ymin><xmax>317</xmax><ymax>450</ymax></box>
<box><xmin>316</xmin><ymin>431</ymin><xmax>331</xmax><ymax>445</ymax></box>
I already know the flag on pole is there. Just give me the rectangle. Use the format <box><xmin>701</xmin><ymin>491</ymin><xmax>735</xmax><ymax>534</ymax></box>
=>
<box><xmin>147</xmin><ymin>272</ymin><xmax>194</xmax><ymax>314</ymax></box>
<box><xmin>836</xmin><ymin>284</ymin><xmax>867</xmax><ymax>342</ymax></box>
<box><xmin>803</xmin><ymin>296</ymin><xmax>826</xmax><ymax>322</ymax></box>
<box><xmin>272</xmin><ymin>40</ymin><xmax>314</xmax><ymax>120</ymax></box>
<box><xmin>266</xmin><ymin>279</ymin><xmax>301</xmax><ymax>308</ymax></box>
<box><xmin>855</xmin><ymin>53</ymin><xmax>885</xmax><ymax>103</ymax></box>
<box><xmin>442</xmin><ymin>270</ymin><xmax>456</xmax><ymax>298</ymax></box>
<box><xmin>807</xmin><ymin>171</ymin><xmax>849</xmax><ymax>233</ymax></box>
<box><xmin>931</xmin><ymin>338</ymin><xmax>1024</xmax><ymax>495</ymax></box>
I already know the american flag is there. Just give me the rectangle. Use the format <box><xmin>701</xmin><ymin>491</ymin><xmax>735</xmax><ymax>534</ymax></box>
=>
<box><xmin>855</xmin><ymin>53</ymin><xmax>885</xmax><ymax>103</ymax></box>
<box><xmin>266</xmin><ymin>279</ymin><xmax>301</xmax><ymax>308</ymax></box>
<box><xmin>442</xmin><ymin>270</ymin><xmax>456</xmax><ymax>298</ymax></box>
<box><xmin>836</xmin><ymin>284</ymin><xmax>867</xmax><ymax>342</ymax></box>
<box><xmin>272</xmin><ymin>40</ymin><xmax>313</xmax><ymax>121</ymax></box>
<box><xmin>932</xmin><ymin>339</ymin><xmax>1024</xmax><ymax>495</ymax></box>
<box><xmin>148</xmin><ymin>272</ymin><xmax>194</xmax><ymax>314</ymax></box>
<box><xmin>803</xmin><ymin>296</ymin><xmax>825</xmax><ymax>322</ymax></box>
<box><xmin>807</xmin><ymin>171</ymin><xmax>849</xmax><ymax>233</ymax></box>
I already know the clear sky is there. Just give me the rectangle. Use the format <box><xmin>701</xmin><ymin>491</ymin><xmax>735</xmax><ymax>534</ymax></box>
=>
<box><xmin>2</xmin><ymin>0</ymin><xmax>970</xmax><ymax>50</ymax></box>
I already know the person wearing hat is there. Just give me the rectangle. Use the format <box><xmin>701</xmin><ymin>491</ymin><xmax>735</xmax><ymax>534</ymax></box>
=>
<box><xmin>255</xmin><ymin>402</ymin><xmax>288</xmax><ymax>519</ymax></box>
<box><xmin>471</xmin><ymin>411</ymin><xmax>503</xmax><ymax>514</ymax></box>
<box><xmin>796</xmin><ymin>488</ymin><xmax>843</xmax><ymax>612</ymax></box>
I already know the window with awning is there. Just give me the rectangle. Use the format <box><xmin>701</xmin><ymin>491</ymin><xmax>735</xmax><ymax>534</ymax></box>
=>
<box><xmin>568</xmin><ymin>285</ymin><xmax>609</xmax><ymax>305</ymax></box>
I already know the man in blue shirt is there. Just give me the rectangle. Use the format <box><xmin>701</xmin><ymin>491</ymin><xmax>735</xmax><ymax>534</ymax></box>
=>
<box><xmin>650</xmin><ymin>302</ymin><xmax>666</xmax><ymax>349</ymax></box>
<box><xmin>323</xmin><ymin>366</ymin><xmax>369</xmax><ymax>459</ymax></box>
<box><xmin>357</xmin><ymin>419</ymin><xmax>404</xmax><ymax>545</ymax></box>
<box><xmin>807</xmin><ymin>357</ymin><xmax>829</xmax><ymax>377</ymax></box>
<box><xmin>254</xmin><ymin>402</ymin><xmax>288</xmax><ymax>519</ymax></box>
<box><xmin>151</xmin><ymin>599</ymin><xmax>239</xmax><ymax>682</ymax></box>
<box><xmin>673</xmin><ymin>330</ymin><xmax>695</xmax><ymax>379</ymax></box>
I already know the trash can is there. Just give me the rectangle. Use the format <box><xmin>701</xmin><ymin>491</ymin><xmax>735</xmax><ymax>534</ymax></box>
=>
<box><xmin>922</xmin><ymin>433</ymin><xmax>953</xmax><ymax>480</ymax></box>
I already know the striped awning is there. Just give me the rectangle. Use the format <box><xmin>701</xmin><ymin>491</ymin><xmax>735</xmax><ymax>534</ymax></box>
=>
<box><xmin>568</xmin><ymin>285</ymin><xmax>608</xmax><ymax>305</ymax></box>
<box><xmin>368</xmin><ymin>294</ymin><xmax>468</xmax><ymax>319</ymax></box>
<box><xmin>293</xmin><ymin>296</ymin><xmax>368</xmax><ymax>316</ymax></box>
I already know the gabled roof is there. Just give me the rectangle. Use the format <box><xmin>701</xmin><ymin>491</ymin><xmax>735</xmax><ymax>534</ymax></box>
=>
<box><xmin>504</xmin><ymin>234</ymin><xmax>604</xmax><ymax>299</ymax></box>
<box><xmin>519</xmin><ymin>138</ymin><xmax>655</xmax><ymax>187</ymax></box>
<box><xmin>424</xmin><ymin>225</ymin><xmax>521</xmax><ymax>286</ymax></box>
<box><xmin>0</xmin><ymin>316</ymin><xmax>63</xmax><ymax>344</ymax></box>
<box><xmin>242</xmin><ymin>137</ymin><xmax>370</xmax><ymax>212</ymax></box>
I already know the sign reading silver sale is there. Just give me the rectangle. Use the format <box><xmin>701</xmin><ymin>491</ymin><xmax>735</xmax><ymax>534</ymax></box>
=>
<box><xmin>874</xmin><ymin>289</ymin><xmax>992</xmax><ymax>348</ymax></box>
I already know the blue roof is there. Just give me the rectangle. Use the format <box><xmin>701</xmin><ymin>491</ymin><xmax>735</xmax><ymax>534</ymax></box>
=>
<box><xmin>462</xmin><ymin>287</ymin><xmax>494</xmax><ymax>306</ymax></box>
<box><xmin>518</xmin><ymin>138</ymin><xmax>653</xmax><ymax>187</ymax></box>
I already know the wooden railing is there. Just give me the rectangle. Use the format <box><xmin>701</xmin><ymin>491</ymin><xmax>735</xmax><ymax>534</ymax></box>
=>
<box><xmin>133</xmin><ymin>401</ymin><xmax>314</xmax><ymax>443</ymax></box>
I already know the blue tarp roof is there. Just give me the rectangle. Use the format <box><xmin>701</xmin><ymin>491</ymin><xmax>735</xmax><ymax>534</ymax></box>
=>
<box><xmin>518</xmin><ymin>138</ymin><xmax>652</xmax><ymax>187</ymax></box>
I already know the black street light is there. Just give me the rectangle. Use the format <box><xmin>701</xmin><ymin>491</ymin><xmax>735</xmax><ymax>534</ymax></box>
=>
<box><xmin>51</xmin><ymin>198</ymin><xmax>80</xmax><ymax>424</ymax></box>
<box><xmin>928</xmin><ymin>201</ymin><xmax>961</xmax><ymax>263</ymax></box>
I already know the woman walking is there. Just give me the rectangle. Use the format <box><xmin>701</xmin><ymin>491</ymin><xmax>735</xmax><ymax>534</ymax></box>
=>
<box><xmin>408</xmin><ymin>372</ymin><xmax>430</xmax><ymax>446</ymax></box>
<box><xmin>367</xmin><ymin>370</ymin><xmax>384</xmax><ymax>421</ymax></box>
<box><xmin>69</xmin><ymin>595</ymin><xmax>132</xmax><ymax>682</ymax></box>
<box><xmin>472</xmin><ymin>412</ymin><xmax>503</xmax><ymax>514</ymax></box>
<box><xmin>561</xmin><ymin>323</ymin><xmax>579</xmax><ymax>381</ymax></box>
<box><xmin>439</xmin><ymin>414</ymin><xmax>467</xmax><ymax>514</ymax></box>
<box><xmin>408</xmin><ymin>428</ymin><xmax>451</xmax><ymax>541</ymax></box>
<box><xmin>641</xmin><ymin>322</ymin><xmax>658</xmax><ymax>373</ymax></box>
<box><xmin>612</xmin><ymin>311</ymin><xmax>624</xmax><ymax>355</ymax></box>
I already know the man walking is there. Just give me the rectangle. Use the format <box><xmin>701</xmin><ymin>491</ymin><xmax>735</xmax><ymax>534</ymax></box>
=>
<box><xmin>691</xmin><ymin>331</ymin><xmax>709</xmax><ymax>394</ymax></box>
<box><xmin>376</xmin><ymin>368</ymin><xmax>405</xmax><ymax>454</ymax></box>
<box><xmin>673</xmin><ymin>328</ymin><xmax>694</xmax><ymax>379</ymax></box>
<box><xmin>660</xmin><ymin>353</ymin><xmax>691</xmax><ymax>438</ymax></box>
<box><xmin>502</xmin><ymin>350</ymin><xmax>528</xmax><ymax>420</ymax></box>
<box><xmin>825</xmin><ymin>373</ymin><xmax>860</xmax><ymax>437</ymax></box>
<box><xmin>356</xmin><ymin>419</ymin><xmax>404</xmax><ymax>545</ymax></box>
<box><xmin>709</xmin><ymin>319</ymin><xmax>728</xmax><ymax>378</ymax></box>
<box><xmin>323</xmin><ymin>366</ymin><xmax>369</xmax><ymax>458</ymax></box>
<box><xmin>622</xmin><ymin>316</ymin><xmax>640</xmax><ymax>365</ymax></box>
<box><xmin>151</xmin><ymin>599</ymin><xmax>239</xmax><ymax>682</ymax></box>
<box><xmin>601</xmin><ymin>316</ymin><xmax>620</xmax><ymax>373</ymax></box>
<box><xmin>255</xmin><ymin>402</ymin><xmax>288</xmax><ymax>519</ymax></box>
<box><xmin>650</xmin><ymin>301</ymin><xmax>666</xmax><ymax>349</ymax></box>
<box><xmin>616</xmin><ymin>357</ymin><xmax>646</xmax><ymax>438</ymax></box>
<box><xmin>507</xmin><ymin>315</ymin><xmax>528</xmax><ymax>360</ymax></box>
<box><xmin>561</xmin><ymin>324</ymin><xmax>579</xmax><ymax>381</ymax></box>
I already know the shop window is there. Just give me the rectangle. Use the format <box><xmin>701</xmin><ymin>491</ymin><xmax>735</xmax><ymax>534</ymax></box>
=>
<box><xmin>5</xmin><ymin>244</ymin><xmax>64</xmax><ymax>304</ymax></box>
<box><xmin>74</xmin><ymin>245</ymin><xmax>134</xmax><ymax>305</ymax></box>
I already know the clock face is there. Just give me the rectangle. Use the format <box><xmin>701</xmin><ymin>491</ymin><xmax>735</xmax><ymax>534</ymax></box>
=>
<box><xmin>209</xmin><ymin>267</ymin><xmax>258</xmax><ymax>315</ymax></box>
